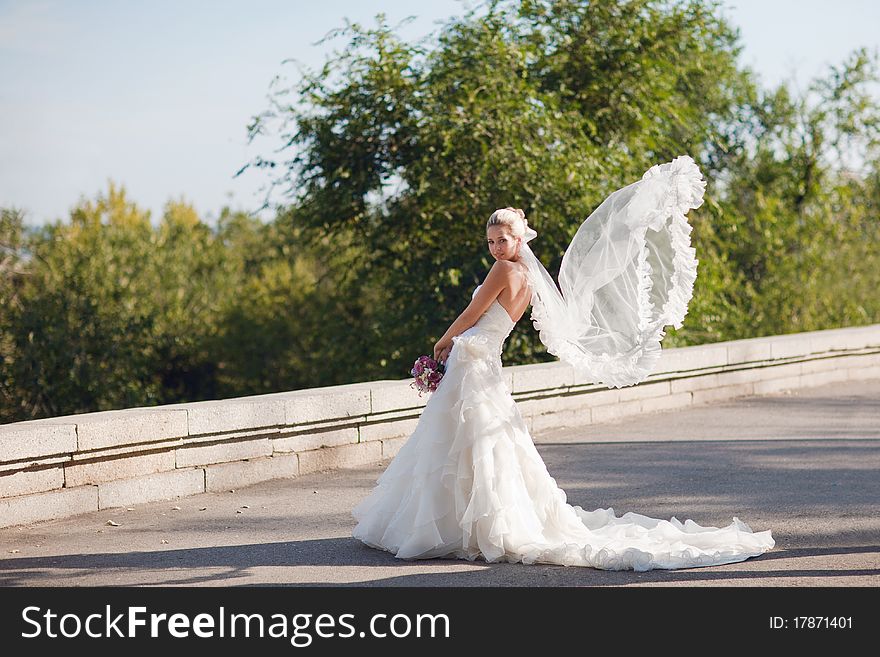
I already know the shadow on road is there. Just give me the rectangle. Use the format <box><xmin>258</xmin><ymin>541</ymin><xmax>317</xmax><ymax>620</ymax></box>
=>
<box><xmin>1</xmin><ymin>536</ymin><xmax>877</xmax><ymax>587</ymax></box>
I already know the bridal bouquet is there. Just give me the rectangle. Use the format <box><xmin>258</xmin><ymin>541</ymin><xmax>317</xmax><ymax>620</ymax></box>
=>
<box><xmin>410</xmin><ymin>355</ymin><xmax>445</xmax><ymax>395</ymax></box>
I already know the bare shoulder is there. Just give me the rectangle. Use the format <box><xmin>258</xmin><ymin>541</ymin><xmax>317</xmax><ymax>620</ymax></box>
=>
<box><xmin>494</xmin><ymin>259</ymin><xmax>529</xmax><ymax>282</ymax></box>
<box><xmin>482</xmin><ymin>260</ymin><xmax>528</xmax><ymax>298</ymax></box>
<box><xmin>490</xmin><ymin>259</ymin><xmax>520</xmax><ymax>279</ymax></box>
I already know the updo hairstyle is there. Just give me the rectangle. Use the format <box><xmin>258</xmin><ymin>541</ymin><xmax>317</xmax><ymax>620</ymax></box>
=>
<box><xmin>486</xmin><ymin>207</ymin><xmax>528</xmax><ymax>238</ymax></box>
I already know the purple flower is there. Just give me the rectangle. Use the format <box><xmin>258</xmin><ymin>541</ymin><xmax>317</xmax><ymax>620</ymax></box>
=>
<box><xmin>410</xmin><ymin>353</ymin><xmax>445</xmax><ymax>394</ymax></box>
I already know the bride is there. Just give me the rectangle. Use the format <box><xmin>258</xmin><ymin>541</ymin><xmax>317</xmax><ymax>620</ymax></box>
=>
<box><xmin>352</xmin><ymin>156</ymin><xmax>775</xmax><ymax>570</ymax></box>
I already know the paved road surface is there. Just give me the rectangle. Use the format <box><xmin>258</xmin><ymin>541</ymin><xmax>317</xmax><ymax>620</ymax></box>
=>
<box><xmin>1</xmin><ymin>379</ymin><xmax>878</xmax><ymax>587</ymax></box>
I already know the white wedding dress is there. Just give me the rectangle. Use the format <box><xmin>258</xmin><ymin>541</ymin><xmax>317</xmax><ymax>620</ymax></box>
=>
<box><xmin>352</xmin><ymin>281</ymin><xmax>774</xmax><ymax>570</ymax></box>
<box><xmin>352</xmin><ymin>158</ymin><xmax>775</xmax><ymax>570</ymax></box>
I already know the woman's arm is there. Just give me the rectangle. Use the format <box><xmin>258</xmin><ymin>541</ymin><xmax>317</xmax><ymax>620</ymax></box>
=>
<box><xmin>432</xmin><ymin>260</ymin><xmax>513</xmax><ymax>361</ymax></box>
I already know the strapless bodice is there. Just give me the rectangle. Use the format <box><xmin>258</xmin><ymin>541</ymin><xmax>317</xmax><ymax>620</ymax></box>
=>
<box><xmin>449</xmin><ymin>284</ymin><xmax>517</xmax><ymax>363</ymax></box>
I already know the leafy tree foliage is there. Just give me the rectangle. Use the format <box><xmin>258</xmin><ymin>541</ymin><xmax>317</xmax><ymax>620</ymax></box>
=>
<box><xmin>241</xmin><ymin>0</ymin><xmax>759</xmax><ymax>366</ymax></box>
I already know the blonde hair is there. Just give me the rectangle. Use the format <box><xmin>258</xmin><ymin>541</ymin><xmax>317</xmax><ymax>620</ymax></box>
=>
<box><xmin>487</xmin><ymin>207</ymin><xmax>528</xmax><ymax>237</ymax></box>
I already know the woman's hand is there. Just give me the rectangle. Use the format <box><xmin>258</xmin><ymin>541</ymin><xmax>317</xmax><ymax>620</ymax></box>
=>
<box><xmin>433</xmin><ymin>340</ymin><xmax>452</xmax><ymax>363</ymax></box>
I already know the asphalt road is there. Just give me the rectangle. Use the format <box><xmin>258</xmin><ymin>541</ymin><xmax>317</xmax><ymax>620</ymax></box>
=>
<box><xmin>1</xmin><ymin>379</ymin><xmax>878</xmax><ymax>587</ymax></box>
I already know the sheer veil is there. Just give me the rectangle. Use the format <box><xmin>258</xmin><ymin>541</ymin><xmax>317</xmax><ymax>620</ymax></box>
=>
<box><xmin>516</xmin><ymin>155</ymin><xmax>707</xmax><ymax>389</ymax></box>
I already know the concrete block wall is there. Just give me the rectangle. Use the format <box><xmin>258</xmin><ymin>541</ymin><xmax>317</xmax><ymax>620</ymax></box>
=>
<box><xmin>1</xmin><ymin>323</ymin><xmax>878</xmax><ymax>528</ymax></box>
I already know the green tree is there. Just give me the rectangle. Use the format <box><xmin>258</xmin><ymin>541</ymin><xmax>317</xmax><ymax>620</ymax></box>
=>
<box><xmin>210</xmin><ymin>210</ymin><xmax>389</xmax><ymax>393</ymax></box>
<box><xmin>0</xmin><ymin>183</ymin><xmax>239</xmax><ymax>420</ymax></box>
<box><xmin>712</xmin><ymin>48</ymin><xmax>880</xmax><ymax>337</ymax></box>
<box><xmin>0</xmin><ymin>184</ymin><xmax>381</xmax><ymax>421</ymax></box>
<box><xmin>240</xmin><ymin>0</ymin><xmax>754</xmax><ymax>376</ymax></box>
<box><xmin>0</xmin><ymin>207</ymin><xmax>34</xmax><ymax>419</ymax></box>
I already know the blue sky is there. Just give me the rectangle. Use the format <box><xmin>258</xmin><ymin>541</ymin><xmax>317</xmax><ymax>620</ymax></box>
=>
<box><xmin>2</xmin><ymin>0</ymin><xmax>879</xmax><ymax>228</ymax></box>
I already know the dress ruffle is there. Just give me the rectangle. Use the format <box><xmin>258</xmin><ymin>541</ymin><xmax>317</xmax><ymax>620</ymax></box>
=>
<box><xmin>451</xmin><ymin>332</ymin><xmax>496</xmax><ymax>362</ymax></box>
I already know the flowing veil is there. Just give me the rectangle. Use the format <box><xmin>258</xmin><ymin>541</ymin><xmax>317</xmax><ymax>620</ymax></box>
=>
<box><xmin>518</xmin><ymin>155</ymin><xmax>706</xmax><ymax>388</ymax></box>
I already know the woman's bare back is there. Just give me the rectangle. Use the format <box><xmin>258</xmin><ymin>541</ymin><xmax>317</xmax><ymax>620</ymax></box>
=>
<box><xmin>495</xmin><ymin>261</ymin><xmax>531</xmax><ymax>323</ymax></box>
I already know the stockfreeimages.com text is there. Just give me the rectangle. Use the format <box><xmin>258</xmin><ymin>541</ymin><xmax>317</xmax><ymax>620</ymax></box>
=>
<box><xmin>21</xmin><ymin>605</ymin><xmax>451</xmax><ymax>646</ymax></box>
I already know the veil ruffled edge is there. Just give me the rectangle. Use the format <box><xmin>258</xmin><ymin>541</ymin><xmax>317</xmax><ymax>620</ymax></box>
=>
<box><xmin>521</xmin><ymin>155</ymin><xmax>706</xmax><ymax>389</ymax></box>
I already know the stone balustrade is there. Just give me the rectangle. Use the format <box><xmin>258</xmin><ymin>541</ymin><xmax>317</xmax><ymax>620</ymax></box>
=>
<box><xmin>1</xmin><ymin>323</ymin><xmax>878</xmax><ymax>528</ymax></box>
